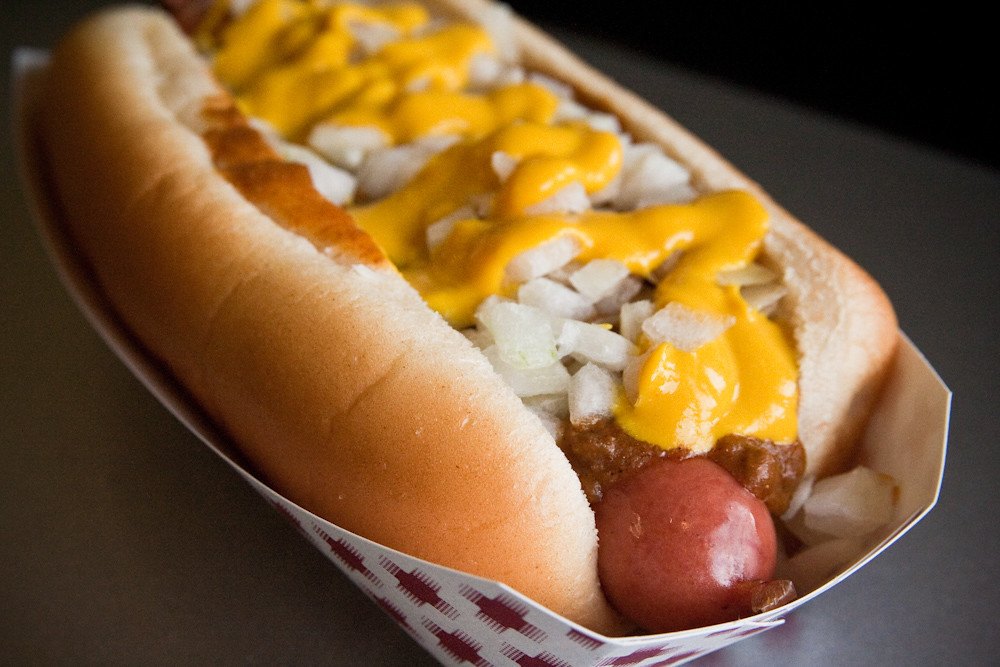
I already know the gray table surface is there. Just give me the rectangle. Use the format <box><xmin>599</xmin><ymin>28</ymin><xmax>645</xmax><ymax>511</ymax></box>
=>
<box><xmin>3</xmin><ymin>2</ymin><xmax>998</xmax><ymax>665</ymax></box>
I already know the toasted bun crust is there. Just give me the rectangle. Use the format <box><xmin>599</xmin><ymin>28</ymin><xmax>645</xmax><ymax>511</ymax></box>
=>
<box><xmin>36</xmin><ymin>0</ymin><xmax>897</xmax><ymax>635</ymax></box>
<box><xmin>424</xmin><ymin>0</ymin><xmax>898</xmax><ymax>477</ymax></box>
<box><xmin>37</xmin><ymin>6</ymin><xmax>626</xmax><ymax>634</ymax></box>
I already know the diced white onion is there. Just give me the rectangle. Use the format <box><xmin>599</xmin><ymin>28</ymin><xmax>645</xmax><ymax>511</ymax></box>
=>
<box><xmin>552</xmin><ymin>97</ymin><xmax>589</xmax><ymax>123</ymax></box>
<box><xmin>544</xmin><ymin>260</ymin><xmax>583</xmax><ymax>286</ymax></box>
<box><xmin>557</xmin><ymin>320</ymin><xmax>636</xmax><ymax>371</ymax></box>
<box><xmin>802</xmin><ymin>466</ymin><xmax>897</xmax><ymax>538</ymax></box>
<box><xmin>357</xmin><ymin>144</ymin><xmax>427</xmax><ymax>199</ymax></box>
<box><xmin>622</xmin><ymin>349</ymin><xmax>652</xmax><ymax>404</ymax></box>
<box><xmin>517</xmin><ymin>277</ymin><xmax>596</xmax><ymax>321</ymax></box>
<box><xmin>592</xmin><ymin>275</ymin><xmax>643</xmax><ymax>317</ymax></box>
<box><xmin>271</xmin><ymin>23</ymin><xmax>811</xmax><ymax>485</ymax></box>
<box><xmin>569</xmin><ymin>259</ymin><xmax>631</xmax><ymax>301</ymax></box>
<box><xmin>475</xmin><ymin>299</ymin><xmax>558</xmax><ymax>369</ymax></box>
<box><xmin>426</xmin><ymin>205</ymin><xmax>475</xmax><ymax>251</ymax></box>
<box><xmin>551</xmin><ymin>100</ymin><xmax>621</xmax><ymax>134</ymax></box>
<box><xmin>614</xmin><ymin>143</ymin><xmax>694</xmax><ymax>209</ymax></box>
<box><xmin>505</xmin><ymin>235</ymin><xmax>581</xmax><ymax>283</ymax></box>
<box><xmin>781</xmin><ymin>474</ymin><xmax>815</xmax><ymax>523</ymax></box>
<box><xmin>619</xmin><ymin>299</ymin><xmax>655</xmax><ymax>343</ymax></box>
<box><xmin>717</xmin><ymin>263</ymin><xmax>779</xmax><ymax>286</ymax></box>
<box><xmin>275</xmin><ymin>141</ymin><xmax>356</xmax><ymax>205</ymax></box>
<box><xmin>482</xmin><ymin>345</ymin><xmax>570</xmax><ymax>397</ymax></box>
<box><xmin>524</xmin><ymin>181</ymin><xmax>590</xmax><ymax>215</ymax></box>
<box><xmin>590</xmin><ymin>168</ymin><xmax>622</xmax><ymax>207</ymax></box>
<box><xmin>651</xmin><ymin>251</ymin><xmax>682</xmax><ymax>283</ymax></box>
<box><xmin>527</xmin><ymin>71</ymin><xmax>574</xmax><ymax>99</ymax></box>
<box><xmin>523</xmin><ymin>393</ymin><xmax>570</xmax><ymax>420</ymax></box>
<box><xmin>742</xmin><ymin>282</ymin><xmax>787</xmax><ymax>315</ymax></box>
<box><xmin>228</xmin><ymin>0</ymin><xmax>256</xmax><ymax>17</ymax></box>
<box><xmin>357</xmin><ymin>135</ymin><xmax>458</xmax><ymax>200</ymax></box>
<box><xmin>491</xmin><ymin>150</ymin><xmax>519</xmax><ymax>181</ymax></box>
<box><xmin>307</xmin><ymin>124</ymin><xmax>388</xmax><ymax>171</ymax></box>
<box><xmin>568</xmin><ymin>363</ymin><xmax>617</xmax><ymax>425</ymax></box>
<box><xmin>584</xmin><ymin>111</ymin><xmax>621</xmax><ymax>134</ymax></box>
<box><xmin>307</xmin><ymin>161</ymin><xmax>357</xmax><ymax>206</ymax></box>
<box><xmin>641</xmin><ymin>302</ymin><xmax>736</xmax><ymax>352</ymax></box>
<box><xmin>349</xmin><ymin>20</ymin><xmax>400</xmax><ymax>56</ymax></box>
<box><xmin>467</xmin><ymin>52</ymin><xmax>505</xmax><ymax>89</ymax></box>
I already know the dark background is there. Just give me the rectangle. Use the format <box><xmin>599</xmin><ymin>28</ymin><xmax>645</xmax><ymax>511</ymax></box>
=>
<box><xmin>507</xmin><ymin>2</ymin><xmax>998</xmax><ymax>172</ymax></box>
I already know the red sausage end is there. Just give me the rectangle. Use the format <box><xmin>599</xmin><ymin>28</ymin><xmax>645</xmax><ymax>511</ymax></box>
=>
<box><xmin>595</xmin><ymin>456</ymin><xmax>778</xmax><ymax>633</ymax></box>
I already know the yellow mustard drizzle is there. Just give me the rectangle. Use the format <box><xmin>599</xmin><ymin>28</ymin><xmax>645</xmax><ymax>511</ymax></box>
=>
<box><xmin>350</xmin><ymin>120</ymin><xmax>621</xmax><ymax>267</ymax></box>
<box><xmin>328</xmin><ymin>82</ymin><xmax>560</xmax><ymax>145</ymax></box>
<box><xmin>207</xmin><ymin>0</ymin><xmax>799</xmax><ymax>452</ymax></box>
<box><xmin>212</xmin><ymin>0</ymin><xmax>492</xmax><ymax>139</ymax></box>
<box><xmin>614</xmin><ymin>194</ymin><xmax>797</xmax><ymax>451</ymax></box>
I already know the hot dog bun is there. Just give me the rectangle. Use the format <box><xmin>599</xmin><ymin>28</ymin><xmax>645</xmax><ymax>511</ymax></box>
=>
<box><xmin>36</xmin><ymin>6</ymin><xmax>626</xmax><ymax>634</ymax></box>
<box><xmin>34</xmin><ymin>1</ymin><xmax>897</xmax><ymax>635</ymax></box>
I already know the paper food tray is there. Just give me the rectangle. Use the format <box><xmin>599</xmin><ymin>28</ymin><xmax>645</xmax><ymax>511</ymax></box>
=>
<box><xmin>12</xmin><ymin>47</ymin><xmax>951</xmax><ymax>666</ymax></box>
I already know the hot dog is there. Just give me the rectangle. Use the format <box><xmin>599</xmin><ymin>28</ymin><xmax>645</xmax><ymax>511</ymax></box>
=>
<box><xmin>33</xmin><ymin>0</ymin><xmax>898</xmax><ymax>635</ymax></box>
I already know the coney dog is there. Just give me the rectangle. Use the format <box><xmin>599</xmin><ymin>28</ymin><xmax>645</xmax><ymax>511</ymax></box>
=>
<box><xmin>33</xmin><ymin>0</ymin><xmax>899</xmax><ymax>635</ymax></box>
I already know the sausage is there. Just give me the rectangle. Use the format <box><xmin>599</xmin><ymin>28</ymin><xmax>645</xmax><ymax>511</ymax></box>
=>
<box><xmin>595</xmin><ymin>456</ymin><xmax>779</xmax><ymax>632</ymax></box>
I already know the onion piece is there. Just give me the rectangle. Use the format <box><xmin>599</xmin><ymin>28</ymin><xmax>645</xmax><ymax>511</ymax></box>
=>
<box><xmin>490</xmin><ymin>150</ymin><xmax>518</xmax><ymax>181</ymax></box>
<box><xmin>641</xmin><ymin>302</ymin><xmax>736</xmax><ymax>352</ymax></box>
<box><xmin>592</xmin><ymin>275</ymin><xmax>644</xmax><ymax>318</ymax></box>
<box><xmin>307</xmin><ymin>124</ymin><xmax>388</xmax><ymax>171</ymax></box>
<box><xmin>358</xmin><ymin>135</ymin><xmax>458</xmax><ymax>200</ymax></box>
<box><xmin>568</xmin><ymin>363</ymin><xmax>617</xmax><ymax>425</ymax></box>
<box><xmin>349</xmin><ymin>20</ymin><xmax>400</xmax><ymax>56</ymax></box>
<box><xmin>717</xmin><ymin>262</ymin><xmax>778</xmax><ymax>286</ymax></box>
<box><xmin>273</xmin><ymin>141</ymin><xmax>356</xmax><ymax>205</ymax></box>
<box><xmin>524</xmin><ymin>181</ymin><xmax>590</xmax><ymax>215</ymax></box>
<box><xmin>569</xmin><ymin>259</ymin><xmax>630</xmax><ymax>301</ymax></box>
<box><xmin>742</xmin><ymin>282</ymin><xmax>787</xmax><ymax>315</ymax></box>
<box><xmin>228</xmin><ymin>0</ymin><xmax>256</xmax><ymax>17</ymax></box>
<box><xmin>523</xmin><ymin>393</ymin><xmax>570</xmax><ymax>420</ymax></box>
<box><xmin>467</xmin><ymin>52</ymin><xmax>505</xmax><ymax>90</ymax></box>
<box><xmin>426</xmin><ymin>205</ymin><xmax>475</xmax><ymax>252</ymax></box>
<box><xmin>621</xmin><ymin>348</ymin><xmax>653</xmax><ymax>404</ymax></box>
<box><xmin>614</xmin><ymin>143</ymin><xmax>695</xmax><ymax>209</ymax></box>
<box><xmin>505</xmin><ymin>235</ymin><xmax>581</xmax><ymax>283</ymax></box>
<box><xmin>517</xmin><ymin>277</ymin><xmax>596</xmax><ymax>321</ymax></box>
<box><xmin>781</xmin><ymin>474</ymin><xmax>816</xmax><ymax>523</ymax></box>
<box><xmin>527</xmin><ymin>71</ymin><xmax>574</xmax><ymax>99</ymax></box>
<box><xmin>482</xmin><ymin>345</ymin><xmax>570</xmax><ymax>397</ymax></box>
<box><xmin>801</xmin><ymin>466</ymin><xmax>897</xmax><ymax>538</ymax></box>
<box><xmin>475</xmin><ymin>299</ymin><xmax>558</xmax><ymax>369</ymax></box>
<box><xmin>619</xmin><ymin>299</ymin><xmax>655</xmax><ymax>343</ymax></box>
<box><xmin>557</xmin><ymin>320</ymin><xmax>636</xmax><ymax>372</ymax></box>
